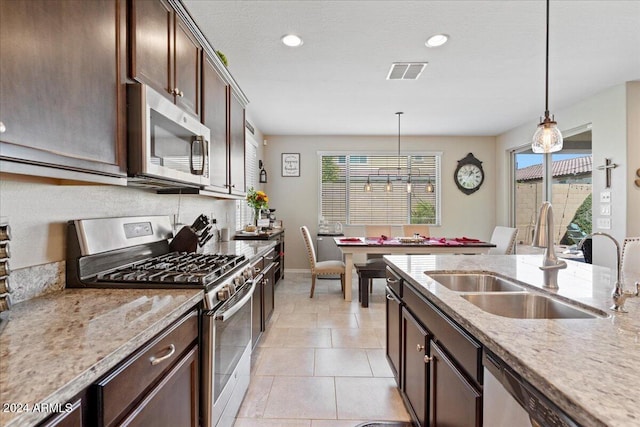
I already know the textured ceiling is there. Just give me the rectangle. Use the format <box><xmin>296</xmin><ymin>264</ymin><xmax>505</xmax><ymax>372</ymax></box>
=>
<box><xmin>183</xmin><ymin>0</ymin><xmax>640</xmax><ymax>137</ymax></box>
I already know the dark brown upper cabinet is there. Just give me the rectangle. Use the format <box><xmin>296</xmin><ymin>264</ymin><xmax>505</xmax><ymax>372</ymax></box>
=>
<box><xmin>228</xmin><ymin>90</ymin><xmax>246</xmax><ymax>196</ymax></box>
<box><xmin>129</xmin><ymin>0</ymin><xmax>201</xmax><ymax>119</ymax></box>
<box><xmin>0</xmin><ymin>0</ymin><xmax>127</xmax><ymax>183</ymax></box>
<box><xmin>202</xmin><ymin>56</ymin><xmax>229</xmax><ymax>193</ymax></box>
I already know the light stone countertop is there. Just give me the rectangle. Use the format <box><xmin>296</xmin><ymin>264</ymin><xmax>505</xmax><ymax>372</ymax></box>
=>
<box><xmin>384</xmin><ymin>254</ymin><xmax>640</xmax><ymax>427</ymax></box>
<box><xmin>0</xmin><ymin>288</ymin><xmax>203</xmax><ymax>427</ymax></box>
<box><xmin>0</xmin><ymin>240</ymin><xmax>275</xmax><ymax>427</ymax></box>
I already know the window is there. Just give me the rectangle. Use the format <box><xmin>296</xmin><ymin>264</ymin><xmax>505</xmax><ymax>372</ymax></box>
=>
<box><xmin>236</xmin><ymin>133</ymin><xmax>259</xmax><ymax>229</ymax></box>
<box><xmin>319</xmin><ymin>152</ymin><xmax>441</xmax><ymax>225</ymax></box>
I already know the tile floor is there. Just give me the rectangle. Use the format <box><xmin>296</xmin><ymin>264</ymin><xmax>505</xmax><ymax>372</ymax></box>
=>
<box><xmin>234</xmin><ymin>273</ymin><xmax>412</xmax><ymax>427</ymax></box>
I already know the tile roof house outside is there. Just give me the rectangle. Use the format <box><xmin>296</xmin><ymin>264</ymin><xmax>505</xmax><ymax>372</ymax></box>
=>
<box><xmin>516</xmin><ymin>155</ymin><xmax>592</xmax><ymax>182</ymax></box>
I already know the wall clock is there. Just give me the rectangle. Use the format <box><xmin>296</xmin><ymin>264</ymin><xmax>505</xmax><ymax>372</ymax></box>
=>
<box><xmin>454</xmin><ymin>153</ymin><xmax>484</xmax><ymax>195</ymax></box>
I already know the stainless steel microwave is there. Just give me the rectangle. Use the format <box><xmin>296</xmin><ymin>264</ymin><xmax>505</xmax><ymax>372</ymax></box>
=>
<box><xmin>127</xmin><ymin>84</ymin><xmax>210</xmax><ymax>187</ymax></box>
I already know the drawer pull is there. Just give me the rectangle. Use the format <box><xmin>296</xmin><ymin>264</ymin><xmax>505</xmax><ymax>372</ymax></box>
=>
<box><xmin>149</xmin><ymin>344</ymin><xmax>176</xmax><ymax>366</ymax></box>
<box><xmin>424</xmin><ymin>355</ymin><xmax>433</xmax><ymax>363</ymax></box>
<box><xmin>386</xmin><ymin>277</ymin><xmax>398</xmax><ymax>284</ymax></box>
<box><xmin>416</xmin><ymin>344</ymin><xmax>424</xmax><ymax>352</ymax></box>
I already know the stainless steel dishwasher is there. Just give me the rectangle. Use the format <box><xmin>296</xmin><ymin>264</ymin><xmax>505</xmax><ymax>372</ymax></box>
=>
<box><xmin>316</xmin><ymin>232</ymin><xmax>343</xmax><ymax>279</ymax></box>
<box><xmin>483</xmin><ymin>350</ymin><xmax>580</xmax><ymax>427</ymax></box>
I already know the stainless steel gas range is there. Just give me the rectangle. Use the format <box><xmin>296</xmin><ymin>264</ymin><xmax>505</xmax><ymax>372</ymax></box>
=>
<box><xmin>66</xmin><ymin>215</ymin><xmax>256</xmax><ymax>427</ymax></box>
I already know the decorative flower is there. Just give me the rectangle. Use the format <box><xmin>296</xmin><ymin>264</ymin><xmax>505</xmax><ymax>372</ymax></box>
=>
<box><xmin>246</xmin><ymin>187</ymin><xmax>269</xmax><ymax>210</ymax></box>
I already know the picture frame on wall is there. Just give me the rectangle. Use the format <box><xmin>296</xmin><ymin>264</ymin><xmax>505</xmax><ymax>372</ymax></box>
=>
<box><xmin>281</xmin><ymin>153</ymin><xmax>300</xmax><ymax>177</ymax></box>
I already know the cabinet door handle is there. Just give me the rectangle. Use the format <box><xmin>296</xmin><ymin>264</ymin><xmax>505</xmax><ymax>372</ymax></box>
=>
<box><xmin>416</xmin><ymin>344</ymin><xmax>424</xmax><ymax>352</ymax></box>
<box><xmin>149</xmin><ymin>344</ymin><xmax>176</xmax><ymax>366</ymax></box>
<box><xmin>424</xmin><ymin>355</ymin><xmax>433</xmax><ymax>363</ymax></box>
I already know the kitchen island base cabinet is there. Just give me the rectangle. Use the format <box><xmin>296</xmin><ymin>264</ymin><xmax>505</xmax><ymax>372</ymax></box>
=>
<box><xmin>401</xmin><ymin>307</ymin><xmax>430</xmax><ymax>427</ymax></box>
<box><xmin>385</xmin><ymin>284</ymin><xmax>402</xmax><ymax>383</ymax></box>
<box><xmin>388</xmin><ymin>270</ymin><xmax>484</xmax><ymax>427</ymax></box>
<box><xmin>430</xmin><ymin>341</ymin><xmax>482</xmax><ymax>427</ymax></box>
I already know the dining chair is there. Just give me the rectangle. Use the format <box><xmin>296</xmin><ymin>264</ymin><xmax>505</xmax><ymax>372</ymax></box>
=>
<box><xmin>487</xmin><ymin>226</ymin><xmax>518</xmax><ymax>255</ymax></box>
<box><xmin>621</xmin><ymin>237</ymin><xmax>640</xmax><ymax>285</ymax></box>
<box><xmin>403</xmin><ymin>224</ymin><xmax>430</xmax><ymax>237</ymax></box>
<box><xmin>300</xmin><ymin>226</ymin><xmax>345</xmax><ymax>298</ymax></box>
<box><xmin>362</xmin><ymin>225</ymin><xmax>392</xmax><ymax>294</ymax></box>
<box><xmin>365</xmin><ymin>225</ymin><xmax>392</xmax><ymax>238</ymax></box>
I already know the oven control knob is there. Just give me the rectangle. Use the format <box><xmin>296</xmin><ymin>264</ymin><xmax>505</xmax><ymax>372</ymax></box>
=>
<box><xmin>217</xmin><ymin>287</ymin><xmax>231</xmax><ymax>301</ymax></box>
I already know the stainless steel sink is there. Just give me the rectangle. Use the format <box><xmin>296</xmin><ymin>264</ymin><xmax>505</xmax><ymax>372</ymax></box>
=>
<box><xmin>427</xmin><ymin>273</ymin><xmax>525</xmax><ymax>293</ymax></box>
<box><xmin>460</xmin><ymin>293</ymin><xmax>603</xmax><ymax>319</ymax></box>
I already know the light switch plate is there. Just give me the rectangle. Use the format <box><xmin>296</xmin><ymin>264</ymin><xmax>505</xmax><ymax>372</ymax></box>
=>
<box><xmin>600</xmin><ymin>204</ymin><xmax>611</xmax><ymax>216</ymax></box>
<box><xmin>600</xmin><ymin>191</ymin><xmax>611</xmax><ymax>203</ymax></box>
<box><xmin>597</xmin><ymin>218</ymin><xmax>611</xmax><ymax>229</ymax></box>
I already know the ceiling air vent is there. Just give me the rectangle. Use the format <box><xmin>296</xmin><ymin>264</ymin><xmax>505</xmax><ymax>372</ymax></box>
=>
<box><xmin>386</xmin><ymin>62</ymin><xmax>428</xmax><ymax>80</ymax></box>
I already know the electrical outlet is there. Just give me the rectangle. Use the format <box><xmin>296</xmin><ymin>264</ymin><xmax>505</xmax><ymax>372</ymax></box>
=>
<box><xmin>600</xmin><ymin>204</ymin><xmax>611</xmax><ymax>216</ymax></box>
<box><xmin>600</xmin><ymin>191</ymin><xmax>611</xmax><ymax>203</ymax></box>
<box><xmin>597</xmin><ymin>218</ymin><xmax>611</xmax><ymax>229</ymax></box>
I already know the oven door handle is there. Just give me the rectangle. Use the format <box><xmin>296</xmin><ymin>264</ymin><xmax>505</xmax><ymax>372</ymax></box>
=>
<box><xmin>215</xmin><ymin>280</ymin><xmax>256</xmax><ymax>322</ymax></box>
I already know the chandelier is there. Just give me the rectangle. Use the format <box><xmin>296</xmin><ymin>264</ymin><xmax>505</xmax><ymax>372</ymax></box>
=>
<box><xmin>363</xmin><ymin>112</ymin><xmax>434</xmax><ymax>193</ymax></box>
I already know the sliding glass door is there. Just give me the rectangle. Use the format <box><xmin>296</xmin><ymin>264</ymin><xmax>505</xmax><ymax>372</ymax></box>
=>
<box><xmin>511</xmin><ymin>128</ymin><xmax>592</xmax><ymax>250</ymax></box>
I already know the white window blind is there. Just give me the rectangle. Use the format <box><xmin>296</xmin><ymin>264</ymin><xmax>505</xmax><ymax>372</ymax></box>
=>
<box><xmin>319</xmin><ymin>153</ymin><xmax>440</xmax><ymax>225</ymax></box>
<box><xmin>236</xmin><ymin>134</ymin><xmax>259</xmax><ymax>229</ymax></box>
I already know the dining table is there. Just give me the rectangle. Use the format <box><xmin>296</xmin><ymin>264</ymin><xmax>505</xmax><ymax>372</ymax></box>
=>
<box><xmin>334</xmin><ymin>236</ymin><xmax>496</xmax><ymax>301</ymax></box>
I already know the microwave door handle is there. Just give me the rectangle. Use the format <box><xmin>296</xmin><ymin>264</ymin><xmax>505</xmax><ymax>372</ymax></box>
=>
<box><xmin>190</xmin><ymin>135</ymin><xmax>205</xmax><ymax>175</ymax></box>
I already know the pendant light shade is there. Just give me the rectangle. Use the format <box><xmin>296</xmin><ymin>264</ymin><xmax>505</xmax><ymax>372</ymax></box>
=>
<box><xmin>532</xmin><ymin>116</ymin><xmax>563</xmax><ymax>153</ymax></box>
<box><xmin>364</xmin><ymin>176</ymin><xmax>372</xmax><ymax>192</ymax></box>
<box><xmin>426</xmin><ymin>177</ymin><xmax>434</xmax><ymax>193</ymax></box>
<box><xmin>385</xmin><ymin>176</ymin><xmax>392</xmax><ymax>192</ymax></box>
<box><xmin>406</xmin><ymin>175</ymin><xmax>412</xmax><ymax>193</ymax></box>
<box><xmin>532</xmin><ymin>0</ymin><xmax>563</xmax><ymax>153</ymax></box>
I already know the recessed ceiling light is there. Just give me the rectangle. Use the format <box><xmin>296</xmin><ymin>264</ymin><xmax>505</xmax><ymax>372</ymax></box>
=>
<box><xmin>281</xmin><ymin>34</ymin><xmax>303</xmax><ymax>47</ymax></box>
<box><xmin>425</xmin><ymin>34</ymin><xmax>449</xmax><ymax>48</ymax></box>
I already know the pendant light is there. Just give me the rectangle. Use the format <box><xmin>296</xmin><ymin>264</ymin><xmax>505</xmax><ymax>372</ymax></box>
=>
<box><xmin>426</xmin><ymin>177</ymin><xmax>434</xmax><ymax>193</ymax></box>
<box><xmin>385</xmin><ymin>175</ymin><xmax>392</xmax><ymax>192</ymax></box>
<box><xmin>364</xmin><ymin>176</ymin><xmax>372</xmax><ymax>192</ymax></box>
<box><xmin>532</xmin><ymin>0</ymin><xmax>563</xmax><ymax>153</ymax></box>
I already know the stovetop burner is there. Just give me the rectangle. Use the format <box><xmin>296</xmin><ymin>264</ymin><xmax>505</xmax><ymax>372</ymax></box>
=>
<box><xmin>96</xmin><ymin>252</ymin><xmax>246</xmax><ymax>286</ymax></box>
<box><xmin>66</xmin><ymin>216</ymin><xmax>250</xmax><ymax>291</ymax></box>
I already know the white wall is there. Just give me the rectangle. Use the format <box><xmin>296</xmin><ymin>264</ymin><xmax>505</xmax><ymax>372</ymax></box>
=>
<box><xmin>0</xmin><ymin>174</ymin><xmax>238</xmax><ymax>269</ymax></box>
<box><xmin>626</xmin><ymin>82</ymin><xmax>640</xmax><ymax>237</ymax></box>
<box><xmin>262</xmin><ymin>135</ymin><xmax>496</xmax><ymax>270</ymax></box>
<box><xmin>497</xmin><ymin>82</ymin><xmax>639</xmax><ymax>270</ymax></box>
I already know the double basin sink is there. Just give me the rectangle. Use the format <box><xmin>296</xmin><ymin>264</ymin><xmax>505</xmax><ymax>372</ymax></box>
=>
<box><xmin>426</xmin><ymin>273</ymin><xmax>605</xmax><ymax>319</ymax></box>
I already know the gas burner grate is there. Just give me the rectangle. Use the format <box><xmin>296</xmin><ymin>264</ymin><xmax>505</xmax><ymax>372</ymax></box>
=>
<box><xmin>96</xmin><ymin>252</ymin><xmax>245</xmax><ymax>286</ymax></box>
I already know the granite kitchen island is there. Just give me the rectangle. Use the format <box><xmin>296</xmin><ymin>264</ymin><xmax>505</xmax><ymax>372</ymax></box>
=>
<box><xmin>384</xmin><ymin>253</ymin><xmax>640</xmax><ymax>427</ymax></box>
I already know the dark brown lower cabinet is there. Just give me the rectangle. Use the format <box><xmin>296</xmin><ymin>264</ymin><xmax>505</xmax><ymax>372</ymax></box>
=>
<box><xmin>402</xmin><ymin>307</ymin><xmax>430</xmax><ymax>427</ymax></box>
<box><xmin>38</xmin><ymin>394</ymin><xmax>86</xmax><ymax>427</ymax></box>
<box><xmin>262</xmin><ymin>261</ymin><xmax>275</xmax><ymax>324</ymax></box>
<box><xmin>385</xmin><ymin>287</ymin><xmax>402</xmax><ymax>383</ymax></box>
<box><xmin>389</xmin><ymin>276</ymin><xmax>484</xmax><ymax>427</ymax></box>
<box><xmin>252</xmin><ymin>272</ymin><xmax>264</xmax><ymax>348</ymax></box>
<box><xmin>94</xmin><ymin>309</ymin><xmax>199</xmax><ymax>427</ymax></box>
<box><xmin>117</xmin><ymin>346</ymin><xmax>199</xmax><ymax>427</ymax></box>
<box><xmin>429</xmin><ymin>341</ymin><xmax>482</xmax><ymax>427</ymax></box>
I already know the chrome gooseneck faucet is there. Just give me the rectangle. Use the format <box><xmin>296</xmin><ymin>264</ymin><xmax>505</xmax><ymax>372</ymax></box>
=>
<box><xmin>578</xmin><ymin>232</ymin><xmax>639</xmax><ymax>312</ymax></box>
<box><xmin>532</xmin><ymin>201</ymin><xmax>567</xmax><ymax>289</ymax></box>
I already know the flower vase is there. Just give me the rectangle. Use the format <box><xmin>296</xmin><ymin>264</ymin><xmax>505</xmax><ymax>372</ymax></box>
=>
<box><xmin>253</xmin><ymin>208</ymin><xmax>261</xmax><ymax>226</ymax></box>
